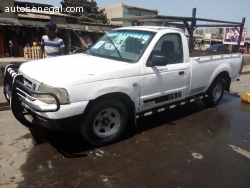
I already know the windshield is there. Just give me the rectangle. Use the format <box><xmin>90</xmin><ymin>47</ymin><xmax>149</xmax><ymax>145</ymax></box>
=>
<box><xmin>87</xmin><ymin>30</ymin><xmax>155</xmax><ymax>63</ymax></box>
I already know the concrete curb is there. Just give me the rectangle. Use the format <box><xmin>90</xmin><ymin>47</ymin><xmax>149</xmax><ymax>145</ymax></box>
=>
<box><xmin>243</xmin><ymin>54</ymin><xmax>250</xmax><ymax>65</ymax></box>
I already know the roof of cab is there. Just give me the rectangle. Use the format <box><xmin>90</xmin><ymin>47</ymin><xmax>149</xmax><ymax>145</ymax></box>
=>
<box><xmin>113</xmin><ymin>26</ymin><xmax>184</xmax><ymax>33</ymax></box>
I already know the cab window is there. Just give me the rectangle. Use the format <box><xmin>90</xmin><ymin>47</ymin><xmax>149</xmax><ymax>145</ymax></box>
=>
<box><xmin>148</xmin><ymin>33</ymin><xmax>184</xmax><ymax>64</ymax></box>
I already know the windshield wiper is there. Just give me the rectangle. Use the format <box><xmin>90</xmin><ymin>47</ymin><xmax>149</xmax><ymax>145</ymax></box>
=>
<box><xmin>98</xmin><ymin>25</ymin><xmax>123</xmax><ymax>60</ymax></box>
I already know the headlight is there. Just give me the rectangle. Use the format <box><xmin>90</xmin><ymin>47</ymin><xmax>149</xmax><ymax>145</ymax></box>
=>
<box><xmin>36</xmin><ymin>84</ymin><xmax>70</xmax><ymax>104</ymax></box>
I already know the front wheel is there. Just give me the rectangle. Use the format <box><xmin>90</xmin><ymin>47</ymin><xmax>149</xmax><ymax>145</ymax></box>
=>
<box><xmin>80</xmin><ymin>99</ymin><xmax>128</xmax><ymax>146</ymax></box>
<box><xmin>203</xmin><ymin>78</ymin><xmax>225</xmax><ymax>107</ymax></box>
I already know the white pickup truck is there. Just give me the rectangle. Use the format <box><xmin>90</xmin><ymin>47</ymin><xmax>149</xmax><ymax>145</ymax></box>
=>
<box><xmin>3</xmin><ymin>26</ymin><xmax>243</xmax><ymax>146</ymax></box>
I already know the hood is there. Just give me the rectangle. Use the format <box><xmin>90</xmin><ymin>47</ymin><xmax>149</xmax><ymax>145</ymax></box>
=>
<box><xmin>19</xmin><ymin>54</ymin><xmax>140</xmax><ymax>87</ymax></box>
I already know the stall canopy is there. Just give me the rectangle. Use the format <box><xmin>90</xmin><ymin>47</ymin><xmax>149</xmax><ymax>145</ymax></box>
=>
<box><xmin>0</xmin><ymin>18</ymin><xmax>117</xmax><ymax>33</ymax></box>
<box><xmin>0</xmin><ymin>18</ymin><xmax>22</xmax><ymax>26</ymax></box>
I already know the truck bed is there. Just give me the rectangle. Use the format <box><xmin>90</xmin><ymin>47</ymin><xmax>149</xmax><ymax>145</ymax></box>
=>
<box><xmin>188</xmin><ymin>53</ymin><xmax>242</xmax><ymax>97</ymax></box>
<box><xmin>190</xmin><ymin>50</ymin><xmax>232</xmax><ymax>57</ymax></box>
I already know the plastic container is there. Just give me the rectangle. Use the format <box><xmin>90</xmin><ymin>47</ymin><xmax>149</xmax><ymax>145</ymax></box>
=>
<box><xmin>241</xmin><ymin>92</ymin><xmax>250</xmax><ymax>103</ymax></box>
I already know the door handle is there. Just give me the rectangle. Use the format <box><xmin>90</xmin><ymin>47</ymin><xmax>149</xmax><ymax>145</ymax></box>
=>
<box><xmin>179</xmin><ymin>71</ymin><xmax>184</xmax><ymax>75</ymax></box>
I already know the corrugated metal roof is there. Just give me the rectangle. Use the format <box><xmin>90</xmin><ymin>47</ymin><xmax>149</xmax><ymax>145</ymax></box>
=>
<box><xmin>17</xmin><ymin>13</ymin><xmax>51</xmax><ymax>20</ymax></box>
<box><xmin>19</xmin><ymin>8</ymin><xmax>77</xmax><ymax>18</ymax></box>
<box><xmin>0</xmin><ymin>18</ymin><xmax>119</xmax><ymax>32</ymax></box>
<box><xmin>16</xmin><ymin>19</ymin><xmax>117</xmax><ymax>32</ymax></box>
<box><xmin>0</xmin><ymin>18</ymin><xmax>22</xmax><ymax>26</ymax></box>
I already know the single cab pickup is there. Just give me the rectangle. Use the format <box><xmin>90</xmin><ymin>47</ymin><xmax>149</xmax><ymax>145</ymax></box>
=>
<box><xmin>3</xmin><ymin>26</ymin><xmax>243</xmax><ymax>146</ymax></box>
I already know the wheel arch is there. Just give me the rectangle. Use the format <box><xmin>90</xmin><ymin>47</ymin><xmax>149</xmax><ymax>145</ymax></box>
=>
<box><xmin>207</xmin><ymin>71</ymin><xmax>231</xmax><ymax>92</ymax></box>
<box><xmin>216</xmin><ymin>71</ymin><xmax>231</xmax><ymax>91</ymax></box>
<box><xmin>83</xmin><ymin>92</ymin><xmax>136</xmax><ymax>122</ymax></box>
<box><xmin>214</xmin><ymin>71</ymin><xmax>231</xmax><ymax>92</ymax></box>
<box><xmin>238</xmin><ymin>55</ymin><xmax>244</xmax><ymax>74</ymax></box>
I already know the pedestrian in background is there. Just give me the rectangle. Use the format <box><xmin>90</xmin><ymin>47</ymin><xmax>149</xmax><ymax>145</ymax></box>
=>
<box><xmin>9</xmin><ymin>39</ymin><xmax>13</xmax><ymax>57</ymax></box>
<box><xmin>246</xmin><ymin>46</ymin><xmax>249</xmax><ymax>54</ymax></box>
<box><xmin>40</xmin><ymin>22</ymin><xmax>65</xmax><ymax>58</ymax></box>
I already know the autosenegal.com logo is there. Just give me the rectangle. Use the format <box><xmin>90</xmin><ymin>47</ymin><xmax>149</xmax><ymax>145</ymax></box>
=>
<box><xmin>4</xmin><ymin>5</ymin><xmax>84</xmax><ymax>14</ymax></box>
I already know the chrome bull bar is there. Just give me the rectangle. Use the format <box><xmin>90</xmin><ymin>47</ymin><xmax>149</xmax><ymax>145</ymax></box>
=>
<box><xmin>3</xmin><ymin>65</ymin><xmax>60</xmax><ymax>127</ymax></box>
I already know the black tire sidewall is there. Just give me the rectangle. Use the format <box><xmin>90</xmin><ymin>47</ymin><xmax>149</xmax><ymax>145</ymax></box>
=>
<box><xmin>3</xmin><ymin>90</ymin><xmax>10</xmax><ymax>103</ymax></box>
<box><xmin>80</xmin><ymin>99</ymin><xmax>128</xmax><ymax>146</ymax></box>
<box><xmin>204</xmin><ymin>78</ymin><xmax>224</xmax><ymax>107</ymax></box>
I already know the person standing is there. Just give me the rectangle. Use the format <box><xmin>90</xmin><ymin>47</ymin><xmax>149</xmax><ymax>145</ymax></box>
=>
<box><xmin>40</xmin><ymin>22</ymin><xmax>65</xmax><ymax>58</ymax></box>
<box><xmin>9</xmin><ymin>39</ymin><xmax>13</xmax><ymax>57</ymax></box>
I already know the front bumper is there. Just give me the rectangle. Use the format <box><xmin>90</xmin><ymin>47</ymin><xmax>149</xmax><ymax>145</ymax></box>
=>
<box><xmin>3</xmin><ymin>65</ymin><xmax>88</xmax><ymax>130</ymax></box>
<box><xmin>30</xmin><ymin>113</ymin><xmax>82</xmax><ymax>131</ymax></box>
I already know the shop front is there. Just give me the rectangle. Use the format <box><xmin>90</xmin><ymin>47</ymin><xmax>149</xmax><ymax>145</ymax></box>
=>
<box><xmin>0</xmin><ymin>18</ymin><xmax>118</xmax><ymax>58</ymax></box>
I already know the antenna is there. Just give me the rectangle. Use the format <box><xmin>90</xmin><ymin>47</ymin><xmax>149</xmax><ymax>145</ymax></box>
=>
<box><xmin>171</xmin><ymin>6</ymin><xmax>181</xmax><ymax>16</ymax></box>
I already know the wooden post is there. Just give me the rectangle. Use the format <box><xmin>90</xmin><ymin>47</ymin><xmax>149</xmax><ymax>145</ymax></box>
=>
<box><xmin>34</xmin><ymin>47</ymin><xmax>37</xmax><ymax>59</ymax></box>
<box><xmin>31</xmin><ymin>47</ymin><xmax>34</xmax><ymax>60</ymax></box>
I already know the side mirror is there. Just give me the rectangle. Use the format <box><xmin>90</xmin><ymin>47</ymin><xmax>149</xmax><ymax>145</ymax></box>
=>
<box><xmin>147</xmin><ymin>55</ymin><xmax>167</xmax><ymax>67</ymax></box>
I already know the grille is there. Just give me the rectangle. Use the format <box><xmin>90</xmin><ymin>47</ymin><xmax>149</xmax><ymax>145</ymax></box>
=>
<box><xmin>22</xmin><ymin>77</ymin><xmax>36</xmax><ymax>96</ymax></box>
<box><xmin>23</xmin><ymin>77</ymin><xmax>32</xmax><ymax>89</ymax></box>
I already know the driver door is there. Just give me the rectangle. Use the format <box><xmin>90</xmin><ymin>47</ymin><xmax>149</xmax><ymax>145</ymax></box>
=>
<box><xmin>139</xmin><ymin>33</ymin><xmax>190</xmax><ymax>111</ymax></box>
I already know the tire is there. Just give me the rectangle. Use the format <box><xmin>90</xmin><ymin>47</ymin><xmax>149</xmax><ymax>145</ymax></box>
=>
<box><xmin>203</xmin><ymin>78</ymin><xmax>225</xmax><ymax>107</ymax></box>
<box><xmin>3</xmin><ymin>85</ymin><xmax>10</xmax><ymax>103</ymax></box>
<box><xmin>80</xmin><ymin>99</ymin><xmax>128</xmax><ymax>146</ymax></box>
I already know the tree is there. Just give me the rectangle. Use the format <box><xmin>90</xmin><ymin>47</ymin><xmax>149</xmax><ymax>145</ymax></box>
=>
<box><xmin>60</xmin><ymin>0</ymin><xmax>107</xmax><ymax>24</ymax></box>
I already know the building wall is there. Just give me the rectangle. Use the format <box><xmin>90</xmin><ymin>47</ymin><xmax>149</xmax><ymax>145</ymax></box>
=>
<box><xmin>194</xmin><ymin>28</ymin><xmax>224</xmax><ymax>39</ymax></box>
<box><xmin>123</xmin><ymin>6</ymin><xmax>157</xmax><ymax>27</ymax></box>
<box><xmin>104</xmin><ymin>3</ymin><xmax>158</xmax><ymax>26</ymax></box>
<box><xmin>123</xmin><ymin>6</ymin><xmax>157</xmax><ymax>16</ymax></box>
<box><xmin>103</xmin><ymin>2</ymin><xmax>123</xmax><ymax>25</ymax></box>
<box><xmin>51</xmin><ymin>16</ymin><xmax>66</xmax><ymax>24</ymax></box>
<box><xmin>0</xmin><ymin>0</ymin><xmax>15</xmax><ymax>18</ymax></box>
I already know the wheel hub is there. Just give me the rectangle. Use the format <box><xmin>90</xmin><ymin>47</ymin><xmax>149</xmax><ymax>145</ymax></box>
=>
<box><xmin>101</xmin><ymin>117</ymin><xmax>110</xmax><ymax>126</ymax></box>
<box><xmin>93</xmin><ymin>108</ymin><xmax>121</xmax><ymax>138</ymax></box>
<box><xmin>213</xmin><ymin>83</ymin><xmax>222</xmax><ymax>101</ymax></box>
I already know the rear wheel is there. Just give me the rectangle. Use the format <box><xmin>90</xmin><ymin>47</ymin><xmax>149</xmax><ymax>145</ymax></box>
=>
<box><xmin>203</xmin><ymin>78</ymin><xmax>225</xmax><ymax>107</ymax></box>
<box><xmin>80</xmin><ymin>99</ymin><xmax>128</xmax><ymax>146</ymax></box>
